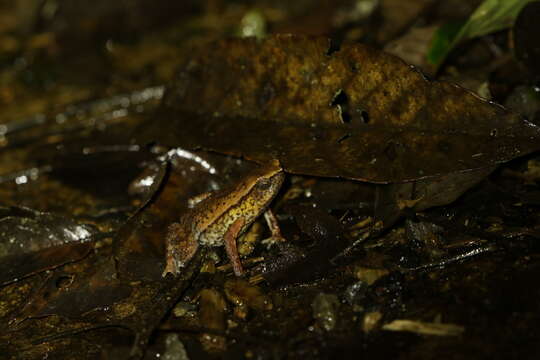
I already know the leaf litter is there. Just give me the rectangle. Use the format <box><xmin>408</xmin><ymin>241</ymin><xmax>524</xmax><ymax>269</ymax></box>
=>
<box><xmin>4</xmin><ymin>30</ymin><xmax>540</xmax><ymax>359</ymax></box>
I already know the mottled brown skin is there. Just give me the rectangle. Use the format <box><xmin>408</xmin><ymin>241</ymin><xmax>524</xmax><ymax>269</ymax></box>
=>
<box><xmin>163</xmin><ymin>160</ymin><xmax>284</xmax><ymax>276</ymax></box>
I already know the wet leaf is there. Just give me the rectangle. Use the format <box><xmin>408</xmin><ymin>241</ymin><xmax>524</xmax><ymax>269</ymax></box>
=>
<box><xmin>0</xmin><ymin>207</ymin><xmax>99</xmax><ymax>285</ymax></box>
<box><xmin>375</xmin><ymin>167</ymin><xmax>495</xmax><ymax>227</ymax></box>
<box><xmin>256</xmin><ymin>204</ymin><xmax>350</xmax><ymax>285</ymax></box>
<box><xmin>143</xmin><ymin>34</ymin><xmax>540</xmax><ymax>183</ymax></box>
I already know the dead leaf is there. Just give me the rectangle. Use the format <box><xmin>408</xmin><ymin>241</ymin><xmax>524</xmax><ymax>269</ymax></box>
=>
<box><xmin>375</xmin><ymin>167</ymin><xmax>494</xmax><ymax>227</ymax></box>
<box><xmin>142</xmin><ymin>34</ymin><xmax>540</xmax><ymax>183</ymax></box>
<box><xmin>0</xmin><ymin>207</ymin><xmax>98</xmax><ymax>285</ymax></box>
<box><xmin>382</xmin><ymin>319</ymin><xmax>465</xmax><ymax>336</ymax></box>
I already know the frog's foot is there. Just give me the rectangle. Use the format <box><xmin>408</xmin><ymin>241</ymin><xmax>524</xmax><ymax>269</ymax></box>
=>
<box><xmin>224</xmin><ymin>218</ymin><xmax>246</xmax><ymax>277</ymax></box>
<box><xmin>163</xmin><ymin>257</ymin><xmax>180</xmax><ymax>276</ymax></box>
<box><xmin>162</xmin><ymin>222</ymin><xmax>199</xmax><ymax>277</ymax></box>
<box><xmin>261</xmin><ymin>210</ymin><xmax>286</xmax><ymax>249</ymax></box>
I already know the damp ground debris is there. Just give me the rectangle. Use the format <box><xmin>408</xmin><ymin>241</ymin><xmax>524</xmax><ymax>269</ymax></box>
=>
<box><xmin>1</xmin><ymin>1</ymin><xmax>540</xmax><ymax>359</ymax></box>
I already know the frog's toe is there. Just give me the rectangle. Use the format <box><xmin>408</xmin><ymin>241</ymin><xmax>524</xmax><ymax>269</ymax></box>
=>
<box><xmin>162</xmin><ymin>257</ymin><xmax>182</xmax><ymax>277</ymax></box>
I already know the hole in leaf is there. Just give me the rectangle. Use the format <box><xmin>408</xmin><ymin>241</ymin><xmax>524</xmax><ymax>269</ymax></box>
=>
<box><xmin>384</xmin><ymin>142</ymin><xmax>399</xmax><ymax>161</ymax></box>
<box><xmin>326</xmin><ymin>38</ymin><xmax>341</xmax><ymax>56</ymax></box>
<box><xmin>357</xmin><ymin>108</ymin><xmax>370</xmax><ymax>124</ymax></box>
<box><xmin>331</xmin><ymin>89</ymin><xmax>351</xmax><ymax>124</ymax></box>
<box><xmin>56</xmin><ymin>275</ymin><xmax>73</xmax><ymax>289</ymax></box>
<box><xmin>337</xmin><ymin>133</ymin><xmax>351</xmax><ymax>143</ymax></box>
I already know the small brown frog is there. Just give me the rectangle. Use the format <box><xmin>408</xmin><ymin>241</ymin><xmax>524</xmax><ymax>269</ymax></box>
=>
<box><xmin>162</xmin><ymin>160</ymin><xmax>284</xmax><ymax>277</ymax></box>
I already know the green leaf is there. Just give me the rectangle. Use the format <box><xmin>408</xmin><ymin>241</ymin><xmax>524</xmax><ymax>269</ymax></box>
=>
<box><xmin>428</xmin><ymin>0</ymin><xmax>535</xmax><ymax>68</ymax></box>
<box><xmin>427</xmin><ymin>21</ymin><xmax>465</xmax><ymax>68</ymax></box>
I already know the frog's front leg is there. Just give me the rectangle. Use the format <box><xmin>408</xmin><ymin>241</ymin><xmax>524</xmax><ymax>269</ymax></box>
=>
<box><xmin>261</xmin><ymin>209</ymin><xmax>286</xmax><ymax>248</ymax></box>
<box><xmin>162</xmin><ymin>222</ymin><xmax>199</xmax><ymax>276</ymax></box>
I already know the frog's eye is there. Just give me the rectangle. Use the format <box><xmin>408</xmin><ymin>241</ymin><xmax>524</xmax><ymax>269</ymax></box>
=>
<box><xmin>257</xmin><ymin>178</ymin><xmax>272</xmax><ymax>190</ymax></box>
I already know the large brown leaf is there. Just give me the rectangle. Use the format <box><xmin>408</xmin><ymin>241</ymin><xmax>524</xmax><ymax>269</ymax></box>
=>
<box><xmin>142</xmin><ymin>34</ymin><xmax>540</xmax><ymax>183</ymax></box>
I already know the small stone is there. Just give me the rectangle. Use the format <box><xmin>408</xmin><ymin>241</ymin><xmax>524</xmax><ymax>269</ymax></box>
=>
<box><xmin>162</xmin><ymin>333</ymin><xmax>189</xmax><ymax>360</ymax></box>
<box><xmin>311</xmin><ymin>293</ymin><xmax>340</xmax><ymax>331</ymax></box>
<box><xmin>362</xmin><ymin>311</ymin><xmax>383</xmax><ymax>333</ymax></box>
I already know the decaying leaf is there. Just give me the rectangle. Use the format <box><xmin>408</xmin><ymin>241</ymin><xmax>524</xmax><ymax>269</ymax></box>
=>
<box><xmin>0</xmin><ymin>207</ymin><xmax>99</xmax><ymax>285</ymax></box>
<box><xmin>375</xmin><ymin>166</ymin><xmax>495</xmax><ymax>227</ymax></box>
<box><xmin>142</xmin><ymin>34</ymin><xmax>540</xmax><ymax>184</ymax></box>
<box><xmin>382</xmin><ymin>319</ymin><xmax>465</xmax><ymax>336</ymax></box>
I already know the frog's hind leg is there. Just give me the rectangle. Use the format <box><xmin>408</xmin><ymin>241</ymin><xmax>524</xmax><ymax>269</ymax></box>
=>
<box><xmin>224</xmin><ymin>218</ymin><xmax>246</xmax><ymax>276</ymax></box>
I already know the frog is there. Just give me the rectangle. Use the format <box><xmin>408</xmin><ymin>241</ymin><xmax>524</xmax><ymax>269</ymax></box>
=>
<box><xmin>162</xmin><ymin>160</ymin><xmax>284</xmax><ymax>277</ymax></box>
